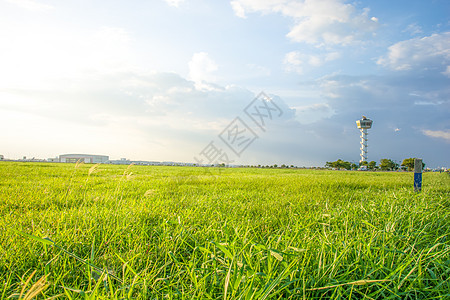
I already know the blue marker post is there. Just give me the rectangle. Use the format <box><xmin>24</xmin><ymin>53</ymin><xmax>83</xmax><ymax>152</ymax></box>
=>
<box><xmin>414</xmin><ymin>158</ymin><xmax>423</xmax><ymax>192</ymax></box>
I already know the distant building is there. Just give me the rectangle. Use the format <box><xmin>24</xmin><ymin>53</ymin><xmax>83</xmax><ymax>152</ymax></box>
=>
<box><xmin>109</xmin><ymin>158</ymin><xmax>131</xmax><ymax>165</ymax></box>
<box><xmin>47</xmin><ymin>157</ymin><xmax>59</xmax><ymax>162</ymax></box>
<box><xmin>59</xmin><ymin>154</ymin><xmax>109</xmax><ymax>164</ymax></box>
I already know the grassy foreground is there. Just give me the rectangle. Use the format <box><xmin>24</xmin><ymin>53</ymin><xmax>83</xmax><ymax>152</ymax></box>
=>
<box><xmin>1</xmin><ymin>162</ymin><xmax>449</xmax><ymax>299</ymax></box>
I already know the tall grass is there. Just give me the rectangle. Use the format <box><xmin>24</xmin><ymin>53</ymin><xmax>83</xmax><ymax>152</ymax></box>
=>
<box><xmin>1</xmin><ymin>162</ymin><xmax>449</xmax><ymax>299</ymax></box>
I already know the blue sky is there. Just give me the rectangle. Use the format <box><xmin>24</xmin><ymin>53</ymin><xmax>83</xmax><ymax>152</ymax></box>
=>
<box><xmin>0</xmin><ymin>0</ymin><xmax>449</xmax><ymax>167</ymax></box>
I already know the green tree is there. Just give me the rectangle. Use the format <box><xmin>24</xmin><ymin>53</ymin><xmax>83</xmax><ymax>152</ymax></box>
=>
<box><xmin>359</xmin><ymin>161</ymin><xmax>368</xmax><ymax>167</ymax></box>
<box><xmin>401</xmin><ymin>158</ymin><xmax>425</xmax><ymax>171</ymax></box>
<box><xmin>341</xmin><ymin>160</ymin><xmax>351</xmax><ymax>170</ymax></box>
<box><xmin>325</xmin><ymin>159</ymin><xmax>352</xmax><ymax>170</ymax></box>
<box><xmin>368</xmin><ymin>161</ymin><xmax>377</xmax><ymax>170</ymax></box>
<box><xmin>380</xmin><ymin>159</ymin><xmax>398</xmax><ymax>171</ymax></box>
<box><xmin>401</xmin><ymin>158</ymin><xmax>414</xmax><ymax>171</ymax></box>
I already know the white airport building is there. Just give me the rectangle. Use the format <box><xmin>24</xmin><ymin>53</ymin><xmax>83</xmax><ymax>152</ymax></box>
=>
<box><xmin>59</xmin><ymin>154</ymin><xmax>109</xmax><ymax>164</ymax></box>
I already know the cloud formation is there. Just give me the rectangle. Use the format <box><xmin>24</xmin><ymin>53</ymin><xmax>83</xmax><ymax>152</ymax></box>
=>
<box><xmin>0</xmin><ymin>69</ymin><xmax>298</xmax><ymax>163</ymax></box>
<box><xmin>284</xmin><ymin>51</ymin><xmax>340</xmax><ymax>73</ymax></box>
<box><xmin>231</xmin><ymin>0</ymin><xmax>378</xmax><ymax>46</ymax></box>
<box><xmin>378</xmin><ymin>32</ymin><xmax>450</xmax><ymax>73</ymax></box>
<box><xmin>1</xmin><ymin>0</ymin><xmax>448</xmax><ymax>167</ymax></box>
<box><xmin>188</xmin><ymin>52</ymin><xmax>219</xmax><ymax>90</ymax></box>
<box><xmin>422</xmin><ymin>130</ymin><xmax>450</xmax><ymax>143</ymax></box>
<box><xmin>0</xmin><ymin>24</ymin><xmax>135</xmax><ymax>90</ymax></box>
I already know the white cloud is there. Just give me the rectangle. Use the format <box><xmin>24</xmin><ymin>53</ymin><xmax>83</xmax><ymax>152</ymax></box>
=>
<box><xmin>403</xmin><ymin>23</ymin><xmax>422</xmax><ymax>36</ymax></box>
<box><xmin>231</xmin><ymin>0</ymin><xmax>378</xmax><ymax>46</ymax></box>
<box><xmin>308</xmin><ymin>55</ymin><xmax>322</xmax><ymax>67</ymax></box>
<box><xmin>443</xmin><ymin>66</ymin><xmax>450</xmax><ymax>78</ymax></box>
<box><xmin>5</xmin><ymin>0</ymin><xmax>53</xmax><ymax>11</ymax></box>
<box><xmin>230</xmin><ymin>1</ymin><xmax>247</xmax><ymax>18</ymax></box>
<box><xmin>164</xmin><ymin>0</ymin><xmax>185</xmax><ymax>7</ymax></box>
<box><xmin>378</xmin><ymin>32</ymin><xmax>450</xmax><ymax>73</ymax></box>
<box><xmin>283</xmin><ymin>51</ymin><xmax>303</xmax><ymax>73</ymax></box>
<box><xmin>293</xmin><ymin>103</ymin><xmax>334</xmax><ymax>124</ymax></box>
<box><xmin>230</xmin><ymin>0</ymin><xmax>286</xmax><ymax>14</ymax></box>
<box><xmin>422</xmin><ymin>130</ymin><xmax>450</xmax><ymax>142</ymax></box>
<box><xmin>284</xmin><ymin>51</ymin><xmax>340</xmax><ymax>73</ymax></box>
<box><xmin>188</xmin><ymin>52</ymin><xmax>219</xmax><ymax>90</ymax></box>
<box><xmin>246</xmin><ymin>64</ymin><xmax>271</xmax><ymax>76</ymax></box>
<box><xmin>325</xmin><ymin>52</ymin><xmax>340</xmax><ymax>62</ymax></box>
<box><xmin>95</xmin><ymin>26</ymin><xmax>131</xmax><ymax>44</ymax></box>
<box><xmin>0</xmin><ymin>24</ymin><xmax>135</xmax><ymax>90</ymax></box>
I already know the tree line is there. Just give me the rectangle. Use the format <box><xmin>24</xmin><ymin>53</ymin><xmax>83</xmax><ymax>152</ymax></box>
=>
<box><xmin>325</xmin><ymin>158</ymin><xmax>425</xmax><ymax>171</ymax></box>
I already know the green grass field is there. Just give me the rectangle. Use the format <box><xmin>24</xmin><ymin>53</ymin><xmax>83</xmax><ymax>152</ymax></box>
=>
<box><xmin>1</xmin><ymin>162</ymin><xmax>449</xmax><ymax>299</ymax></box>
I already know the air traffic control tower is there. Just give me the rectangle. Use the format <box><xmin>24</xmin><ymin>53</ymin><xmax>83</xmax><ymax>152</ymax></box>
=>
<box><xmin>356</xmin><ymin>116</ymin><xmax>373</xmax><ymax>163</ymax></box>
